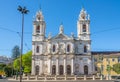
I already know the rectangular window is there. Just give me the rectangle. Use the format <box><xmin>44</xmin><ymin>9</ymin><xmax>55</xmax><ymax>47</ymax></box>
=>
<box><xmin>112</xmin><ymin>58</ymin><xmax>115</xmax><ymax>62</ymax></box>
<box><xmin>118</xmin><ymin>57</ymin><xmax>120</xmax><ymax>62</ymax></box>
<box><xmin>106</xmin><ymin>58</ymin><xmax>108</xmax><ymax>61</ymax></box>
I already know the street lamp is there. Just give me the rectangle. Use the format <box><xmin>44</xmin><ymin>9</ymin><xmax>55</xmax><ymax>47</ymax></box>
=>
<box><xmin>17</xmin><ymin>5</ymin><xmax>29</xmax><ymax>82</ymax></box>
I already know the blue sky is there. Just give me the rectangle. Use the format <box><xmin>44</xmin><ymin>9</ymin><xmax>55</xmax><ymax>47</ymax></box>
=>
<box><xmin>0</xmin><ymin>0</ymin><xmax>120</xmax><ymax>57</ymax></box>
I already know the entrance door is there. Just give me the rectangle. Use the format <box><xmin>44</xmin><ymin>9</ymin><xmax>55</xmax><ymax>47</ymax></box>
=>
<box><xmin>67</xmin><ymin>65</ymin><xmax>71</xmax><ymax>75</ymax></box>
<box><xmin>84</xmin><ymin>65</ymin><xmax>88</xmax><ymax>75</ymax></box>
<box><xmin>59</xmin><ymin>65</ymin><xmax>64</xmax><ymax>75</ymax></box>
<box><xmin>35</xmin><ymin>65</ymin><xmax>39</xmax><ymax>75</ymax></box>
<box><xmin>52</xmin><ymin>65</ymin><xmax>56</xmax><ymax>75</ymax></box>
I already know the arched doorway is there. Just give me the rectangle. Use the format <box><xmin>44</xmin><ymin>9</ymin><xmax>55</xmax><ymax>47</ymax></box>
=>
<box><xmin>59</xmin><ymin>65</ymin><xmax>64</xmax><ymax>75</ymax></box>
<box><xmin>52</xmin><ymin>65</ymin><xmax>56</xmax><ymax>75</ymax></box>
<box><xmin>84</xmin><ymin>65</ymin><xmax>88</xmax><ymax>75</ymax></box>
<box><xmin>67</xmin><ymin>65</ymin><xmax>71</xmax><ymax>75</ymax></box>
<box><xmin>35</xmin><ymin>65</ymin><xmax>39</xmax><ymax>75</ymax></box>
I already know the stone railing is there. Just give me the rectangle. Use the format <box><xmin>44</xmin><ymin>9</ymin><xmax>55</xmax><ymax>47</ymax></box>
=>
<box><xmin>13</xmin><ymin>75</ymin><xmax>111</xmax><ymax>81</ymax></box>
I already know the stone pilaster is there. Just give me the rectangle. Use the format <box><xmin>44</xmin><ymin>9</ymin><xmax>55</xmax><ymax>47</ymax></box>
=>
<box><xmin>64</xmin><ymin>57</ymin><xmax>66</xmax><ymax>75</ymax></box>
<box><xmin>71</xmin><ymin>58</ymin><xmax>74</xmax><ymax>75</ymax></box>
<box><xmin>56</xmin><ymin>58</ymin><xmax>59</xmax><ymax>75</ymax></box>
<box><xmin>48</xmin><ymin>56</ymin><xmax>51</xmax><ymax>75</ymax></box>
<box><xmin>31</xmin><ymin>57</ymin><xmax>35</xmax><ymax>75</ymax></box>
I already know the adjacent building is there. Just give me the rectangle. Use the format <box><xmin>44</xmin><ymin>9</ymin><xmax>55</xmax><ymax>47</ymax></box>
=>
<box><xmin>0</xmin><ymin>56</ymin><xmax>12</xmax><ymax>64</ymax></box>
<box><xmin>93</xmin><ymin>51</ymin><xmax>120</xmax><ymax>76</ymax></box>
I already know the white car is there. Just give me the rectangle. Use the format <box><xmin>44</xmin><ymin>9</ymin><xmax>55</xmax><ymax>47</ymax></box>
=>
<box><xmin>114</xmin><ymin>76</ymin><xmax>120</xmax><ymax>82</ymax></box>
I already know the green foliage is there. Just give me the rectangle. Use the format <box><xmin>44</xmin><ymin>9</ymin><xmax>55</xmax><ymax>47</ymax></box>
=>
<box><xmin>13</xmin><ymin>58</ymin><xmax>20</xmax><ymax>71</ymax></box>
<box><xmin>13</xmin><ymin>51</ymin><xmax>32</xmax><ymax>74</ymax></box>
<box><xmin>22</xmin><ymin>51</ymin><xmax>32</xmax><ymax>74</ymax></box>
<box><xmin>112</xmin><ymin>63</ymin><xmax>120</xmax><ymax>74</ymax></box>
<box><xmin>12</xmin><ymin>45</ymin><xmax>20</xmax><ymax>60</ymax></box>
<box><xmin>3</xmin><ymin>65</ymin><xmax>12</xmax><ymax>77</ymax></box>
<box><xmin>106</xmin><ymin>65</ymin><xmax>112</xmax><ymax>72</ymax></box>
<box><xmin>0</xmin><ymin>64</ymin><xmax>6</xmax><ymax>70</ymax></box>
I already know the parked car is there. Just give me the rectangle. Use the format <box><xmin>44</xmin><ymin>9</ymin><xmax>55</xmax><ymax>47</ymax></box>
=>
<box><xmin>0</xmin><ymin>75</ymin><xmax>3</xmax><ymax>79</ymax></box>
<box><xmin>114</xmin><ymin>76</ymin><xmax>120</xmax><ymax>82</ymax></box>
<box><xmin>2</xmin><ymin>75</ymin><xmax>6</xmax><ymax>79</ymax></box>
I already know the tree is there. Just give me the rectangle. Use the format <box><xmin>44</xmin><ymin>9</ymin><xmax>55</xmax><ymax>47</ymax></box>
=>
<box><xmin>13</xmin><ymin>51</ymin><xmax>32</xmax><ymax>75</ymax></box>
<box><xmin>22</xmin><ymin>51</ymin><xmax>32</xmax><ymax>75</ymax></box>
<box><xmin>106</xmin><ymin>65</ymin><xmax>112</xmax><ymax>72</ymax></box>
<box><xmin>112</xmin><ymin>63</ymin><xmax>120</xmax><ymax>74</ymax></box>
<box><xmin>13</xmin><ymin>58</ymin><xmax>20</xmax><ymax>71</ymax></box>
<box><xmin>0</xmin><ymin>64</ymin><xmax>6</xmax><ymax>70</ymax></box>
<box><xmin>0</xmin><ymin>64</ymin><xmax>6</xmax><ymax>75</ymax></box>
<box><xmin>11</xmin><ymin>45</ymin><xmax>20</xmax><ymax>60</ymax></box>
<box><xmin>4</xmin><ymin>65</ymin><xmax>12</xmax><ymax>77</ymax></box>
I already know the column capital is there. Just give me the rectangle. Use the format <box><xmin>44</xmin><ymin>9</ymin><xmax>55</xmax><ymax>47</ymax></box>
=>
<box><xmin>71</xmin><ymin>55</ymin><xmax>75</xmax><ymax>59</ymax></box>
<box><xmin>56</xmin><ymin>55</ymin><xmax>59</xmax><ymax>59</ymax></box>
<box><xmin>63</xmin><ymin>55</ymin><xmax>66</xmax><ymax>59</ymax></box>
<box><xmin>48</xmin><ymin>55</ymin><xmax>51</xmax><ymax>59</ymax></box>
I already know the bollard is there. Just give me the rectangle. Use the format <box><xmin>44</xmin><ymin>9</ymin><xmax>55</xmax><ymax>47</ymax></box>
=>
<box><xmin>55</xmin><ymin>75</ymin><xmax>57</xmax><ymax>80</ymax></box>
<box><xmin>93</xmin><ymin>75</ymin><xmax>95</xmax><ymax>80</ymax></box>
<box><xmin>106</xmin><ymin>75</ymin><xmax>108</xmax><ymax>80</ymax></box>
<box><xmin>65</xmin><ymin>74</ymin><xmax>67</xmax><ymax>80</ymax></box>
<box><xmin>45</xmin><ymin>75</ymin><xmax>47</xmax><ymax>81</ymax></box>
<box><xmin>75</xmin><ymin>75</ymin><xmax>77</xmax><ymax>80</ymax></box>
<box><xmin>84</xmin><ymin>75</ymin><xmax>86</xmax><ymax>80</ymax></box>
<box><xmin>35</xmin><ymin>75</ymin><xmax>38</xmax><ymax>80</ymax></box>
<box><xmin>27</xmin><ymin>75</ymin><xmax>30</xmax><ymax>80</ymax></box>
<box><xmin>100</xmin><ymin>75</ymin><xmax>103</xmax><ymax>80</ymax></box>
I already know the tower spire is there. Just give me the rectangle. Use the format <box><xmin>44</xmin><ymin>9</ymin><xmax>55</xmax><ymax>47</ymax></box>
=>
<box><xmin>39</xmin><ymin>2</ymin><xmax>42</xmax><ymax>11</ymax></box>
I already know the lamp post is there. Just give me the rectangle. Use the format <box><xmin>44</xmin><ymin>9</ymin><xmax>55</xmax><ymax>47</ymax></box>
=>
<box><xmin>17</xmin><ymin>5</ymin><xmax>29</xmax><ymax>82</ymax></box>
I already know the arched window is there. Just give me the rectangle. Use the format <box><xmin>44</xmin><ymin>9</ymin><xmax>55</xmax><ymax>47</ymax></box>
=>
<box><xmin>83</xmin><ymin>24</ymin><xmax>87</xmax><ymax>32</ymax></box>
<box><xmin>84</xmin><ymin>45</ymin><xmax>87</xmax><ymax>53</ymax></box>
<box><xmin>36</xmin><ymin>46</ymin><xmax>39</xmax><ymax>53</ymax></box>
<box><xmin>35</xmin><ymin>65</ymin><xmax>39</xmax><ymax>75</ymax></box>
<box><xmin>53</xmin><ymin>45</ymin><xmax>56</xmax><ymax>52</ymax></box>
<box><xmin>67</xmin><ymin>65</ymin><xmax>71</xmax><ymax>75</ymax></box>
<box><xmin>52</xmin><ymin>65</ymin><xmax>56</xmax><ymax>75</ymax></box>
<box><xmin>36</xmin><ymin>25</ymin><xmax>40</xmax><ymax>33</ymax></box>
<box><xmin>59</xmin><ymin>65</ymin><xmax>64</xmax><ymax>75</ymax></box>
<box><xmin>67</xmin><ymin>44</ymin><xmax>70</xmax><ymax>52</ymax></box>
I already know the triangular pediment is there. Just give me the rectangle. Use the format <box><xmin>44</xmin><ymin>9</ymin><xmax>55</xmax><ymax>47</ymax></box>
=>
<box><xmin>52</xmin><ymin>33</ymin><xmax>70</xmax><ymax>40</ymax></box>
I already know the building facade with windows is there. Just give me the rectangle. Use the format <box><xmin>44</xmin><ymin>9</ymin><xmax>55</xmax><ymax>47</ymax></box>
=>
<box><xmin>31</xmin><ymin>8</ymin><xmax>95</xmax><ymax>75</ymax></box>
<box><xmin>93</xmin><ymin>51</ymin><xmax>120</xmax><ymax>76</ymax></box>
<box><xmin>0</xmin><ymin>56</ymin><xmax>12</xmax><ymax>64</ymax></box>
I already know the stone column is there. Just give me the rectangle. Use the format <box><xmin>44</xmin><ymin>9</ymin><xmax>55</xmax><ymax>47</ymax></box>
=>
<box><xmin>31</xmin><ymin>58</ymin><xmax>35</xmax><ymax>75</ymax></box>
<box><xmin>49</xmin><ymin>57</ymin><xmax>51</xmax><ymax>75</ymax></box>
<box><xmin>39</xmin><ymin>59</ymin><xmax>41</xmax><ymax>75</ymax></box>
<box><xmin>64</xmin><ymin>58</ymin><xmax>66</xmax><ymax>75</ymax></box>
<box><xmin>71</xmin><ymin>58</ymin><xmax>74</xmax><ymax>75</ymax></box>
<box><xmin>40</xmin><ymin>59</ymin><xmax>43</xmax><ymax>75</ymax></box>
<box><xmin>56</xmin><ymin>58</ymin><xmax>59</xmax><ymax>75</ymax></box>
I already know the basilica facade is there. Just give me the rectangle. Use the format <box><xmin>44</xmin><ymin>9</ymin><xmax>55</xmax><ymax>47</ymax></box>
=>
<box><xmin>31</xmin><ymin>8</ymin><xmax>95</xmax><ymax>75</ymax></box>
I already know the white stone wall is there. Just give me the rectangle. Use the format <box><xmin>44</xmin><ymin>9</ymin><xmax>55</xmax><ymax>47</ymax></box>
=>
<box><xmin>31</xmin><ymin>9</ymin><xmax>95</xmax><ymax>75</ymax></box>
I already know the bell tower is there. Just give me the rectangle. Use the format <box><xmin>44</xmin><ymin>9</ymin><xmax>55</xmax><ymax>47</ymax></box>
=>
<box><xmin>77</xmin><ymin>8</ymin><xmax>90</xmax><ymax>40</ymax></box>
<box><xmin>33</xmin><ymin>10</ymin><xmax>46</xmax><ymax>41</ymax></box>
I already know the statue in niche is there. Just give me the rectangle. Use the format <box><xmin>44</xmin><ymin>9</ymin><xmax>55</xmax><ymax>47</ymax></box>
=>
<box><xmin>75</xmin><ymin>46</ymin><xmax>78</xmax><ymax>53</ymax></box>
<box><xmin>59</xmin><ymin>44</ymin><xmax>64</xmax><ymax>54</ymax></box>
<box><xmin>44</xmin><ymin>63</ymin><xmax>48</xmax><ymax>73</ymax></box>
<box><xmin>48</xmin><ymin>44</ymin><xmax>51</xmax><ymax>54</ymax></box>
<box><xmin>74</xmin><ymin>63</ymin><xmax>79</xmax><ymax>74</ymax></box>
